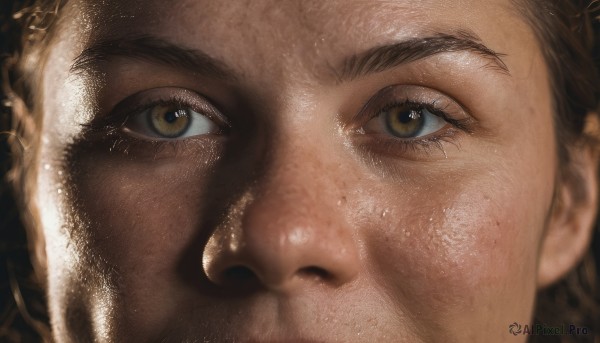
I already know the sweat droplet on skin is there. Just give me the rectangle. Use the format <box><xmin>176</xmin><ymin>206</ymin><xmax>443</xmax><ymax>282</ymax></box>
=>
<box><xmin>381</xmin><ymin>209</ymin><xmax>390</xmax><ymax>218</ymax></box>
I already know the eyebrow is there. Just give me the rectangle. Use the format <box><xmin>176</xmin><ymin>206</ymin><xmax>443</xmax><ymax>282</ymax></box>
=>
<box><xmin>70</xmin><ymin>30</ymin><xmax>509</xmax><ymax>83</ymax></box>
<box><xmin>337</xmin><ymin>29</ymin><xmax>509</xmax><ymax>82</ymax></box>
<box><xmin>70</xmin><ymin>35</ymin><xmax>236</xmax><ymax>81</ymax></box>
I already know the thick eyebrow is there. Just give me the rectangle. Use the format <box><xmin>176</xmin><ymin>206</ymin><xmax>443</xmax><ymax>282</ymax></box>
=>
<box><xmin>337</xmin><ymin>30</ymin><xmax>509</xmax><ymax>82</ymax></box>
<box><xmin>70</xmin><ymin>31</ymin><xmax>508</xmax><ymax>84</ymax></box>
<box><xmin>70</xmin><ymin>35</ymin><xmax>236</xmax><ymax>81</ymax></box>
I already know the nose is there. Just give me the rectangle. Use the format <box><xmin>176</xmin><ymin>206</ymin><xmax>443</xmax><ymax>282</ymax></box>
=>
<box><xmin>201</xmin><ymin>149</ymin><xmax>360</xmax><ymax>293</ymax></box>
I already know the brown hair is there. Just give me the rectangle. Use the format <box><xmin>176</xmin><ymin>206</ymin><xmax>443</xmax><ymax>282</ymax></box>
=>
<box><xmin>514</xmin><ymin>1</ymin><xmax>600</xmax><ymax>342</ymax></box>
<box><xmin>2</xmin><ymin>2</ymin><xmax>62</xmax><ymax>341</ymax></box>
<box><xmin>1</xmin><ymin>0</ymin><xmax>600</xmax><ymax>342</ymax></box>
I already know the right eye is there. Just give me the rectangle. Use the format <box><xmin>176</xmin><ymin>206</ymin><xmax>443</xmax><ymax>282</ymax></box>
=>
<box><xmin>124</xmin><ymin>103</ymin><xmax>220</xmax><ymax>140</ymax></box>
<box><xmin>112</xmin><ymin>88</ymin><xmax>228</xmax><ymax>141</ymax></box>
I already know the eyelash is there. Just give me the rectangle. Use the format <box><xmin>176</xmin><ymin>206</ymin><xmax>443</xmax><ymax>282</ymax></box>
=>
<box><xmin>80</xmin><ymin>91</ymin><xmax>472</xmax><ymax>159</ymax></box>
<box><xmin>358</xmin><ymin>98</ymin><xmax>472</xmax><ymax>157</ymax></box>
<box><xmin>83</xmin><ymin>125</ymin><xmax>194</xmax><ymax>158</ymax></box>
<box><xmin>80</xmin><ymin>99</ymin><xmax>214</xmax><ymax>157</ymax></box>
<box><xmin>369</xmin><ymin>128</ymin><xmax>461</xmax><ymax>158</ymax></box>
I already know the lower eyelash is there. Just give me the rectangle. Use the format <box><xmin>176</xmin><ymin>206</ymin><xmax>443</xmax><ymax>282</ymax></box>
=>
<box><xmin>363</xmin><ymin>127</ymin><xmax>462</xmax><ymax>159</ymax></box>
<box><xmin>77</xmin><ymin>123</ymin><xmax>192</xmax><ymax>159</ymax></box>
<box><xmin>114</xmin><ymin>134</ymin><xmax>197</xmax><ymax>158</ymax></box>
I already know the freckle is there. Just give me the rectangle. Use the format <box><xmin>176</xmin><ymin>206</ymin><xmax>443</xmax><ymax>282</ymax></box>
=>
<box><xmin>496</xmin><ymin>221</ymin><xmax>500</xmax><ymax>226</ymax></box>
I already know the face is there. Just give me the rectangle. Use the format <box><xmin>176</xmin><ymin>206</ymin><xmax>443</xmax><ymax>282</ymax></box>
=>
<box><xmin>32</xmin><ymin>0</ymin><xmax>564</xmax><ymax>341</ymax></box>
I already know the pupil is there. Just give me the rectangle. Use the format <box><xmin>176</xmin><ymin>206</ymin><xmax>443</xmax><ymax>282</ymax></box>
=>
<box><xmin>164</xmin><ymin>111</ymin><xmax>180</xmax><ymax>123</ymax></box>
<box><xmin>385</xmin><ymin>106</ymin><xmax>425</xmax><ymax>138</ymax></box>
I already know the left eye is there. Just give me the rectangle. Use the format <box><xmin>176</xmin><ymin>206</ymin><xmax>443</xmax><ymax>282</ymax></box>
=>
<box><xmin>364</xmin><ymin>104</ymin><xmax>447</xmax><ymax>139</ymax></box>
<box><xmin>124</xmin><ymin>103</ymin><xmax>221</xmax><ymax>139</ymax></box>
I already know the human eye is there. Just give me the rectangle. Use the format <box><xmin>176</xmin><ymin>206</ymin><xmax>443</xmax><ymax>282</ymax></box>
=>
<box><xmin>125</xmin><ymin>103</ymin><xmax>220</xmax><ymax>140</ymax></box>
<box><xmin>119</xmin><ymin>88</ymin><xmax>228</xmax><ymax>141</ymax></box>
<box><xmin>79</xmin><ymin>87</ymin><xmax>229</xmax><ymax>158</ymax></box>
<box><xmin>354</xmin><ymin>85</ymin><xmax>475</xmax><ymax>159</ymax></box>
<box><xmin>363</xmin><ymin>101</ymin><xmax>448</xmax><ymax>139</ymax></box>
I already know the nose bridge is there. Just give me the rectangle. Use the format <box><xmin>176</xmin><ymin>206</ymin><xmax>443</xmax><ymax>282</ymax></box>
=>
<box><xmin>259</xmin><ymin>136</ymin><xmax>329</xmax><ymax>209</ymax></box>
<box><xmin>246</xmin><ymin>142</ymin><xmax>341</xmax><ymax>264</ymax></box>
<box><xmin>202</xmin><ymin>128</ymin><xmax>360</xmax><ymax>292</ymax></box>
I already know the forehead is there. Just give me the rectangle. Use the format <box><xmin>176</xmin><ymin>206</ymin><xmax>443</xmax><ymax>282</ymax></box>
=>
<box><xmin>82</xmin><ymin>0</ymin><xmax>518</xmax><ymax>34</ymax></box>
<box><xmin>68</xmin><ymin>0</ymin><xmax>530</xmax><ymax>83</ymax></box>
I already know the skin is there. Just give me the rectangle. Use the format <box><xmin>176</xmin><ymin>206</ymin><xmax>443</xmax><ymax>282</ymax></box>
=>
<box><xmin>24</xmin><ymin>0</ymin><xmax>598</xmax><ymax>341</ymax></box>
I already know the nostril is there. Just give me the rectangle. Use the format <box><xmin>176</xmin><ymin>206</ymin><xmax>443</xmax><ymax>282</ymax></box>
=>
<box><xmin>223</xmin><ymin>265</ymin><xmax>256</xmax><ymax>282</ymax></box>
<box><xmin>297</xmin><ymin>266</ymin><xmax>331</xmax><ymax>281</ymax></box>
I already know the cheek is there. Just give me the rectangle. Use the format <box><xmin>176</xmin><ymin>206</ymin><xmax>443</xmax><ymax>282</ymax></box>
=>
<box><xmin>75</xmin><ymin>165</ymin><xmax>196</xmax><ymax>273</ymax></box>
<box><xmin>74</xmin><ymin>158</ymin><xmax>212</xmax><ymax>267</ymax></box>
<box><xmin>363</xmin><ymin>170</ymin><xmax>549</xmax><ymax>325</ymax></box>
<box><xmin>39</xmin><ymin>143</ymin><xmax>223</xmax><ymax>336</ymax></box>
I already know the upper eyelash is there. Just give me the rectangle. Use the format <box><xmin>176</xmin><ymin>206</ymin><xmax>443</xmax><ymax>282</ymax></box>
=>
<box><xmin>355</xmin><ymin>97</ymin><xmax>472</xmax><ymax>158</ymax></box>
<box><xmin>80</xmin><ymin>90</ymin><xmax>471</xmax><ymax>160</ymax></box>
<box><xmin>77</xmin><ymin>98</ymin><xmax>212</xmax><ymax>157</ymax></box>
<box><xmin>374</xmin><ymin>99</ymin><xmax>471</xmax><ymax>133</ymax></box>
<box><xmin>81</xmin><ymin>96</ymin><xmax>227</xmax><ymax>136</ymax></box>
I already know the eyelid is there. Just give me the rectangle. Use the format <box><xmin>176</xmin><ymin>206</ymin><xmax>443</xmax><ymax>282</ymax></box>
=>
<box><xmin>352</xmin><ymin>84</ymin><xmax>474</xmax><ymax>133</ymax></box>
<box><xmin>107</xmin><ymin>87</ymin><xmax>230</xmax><ymax>129</ymax></box>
